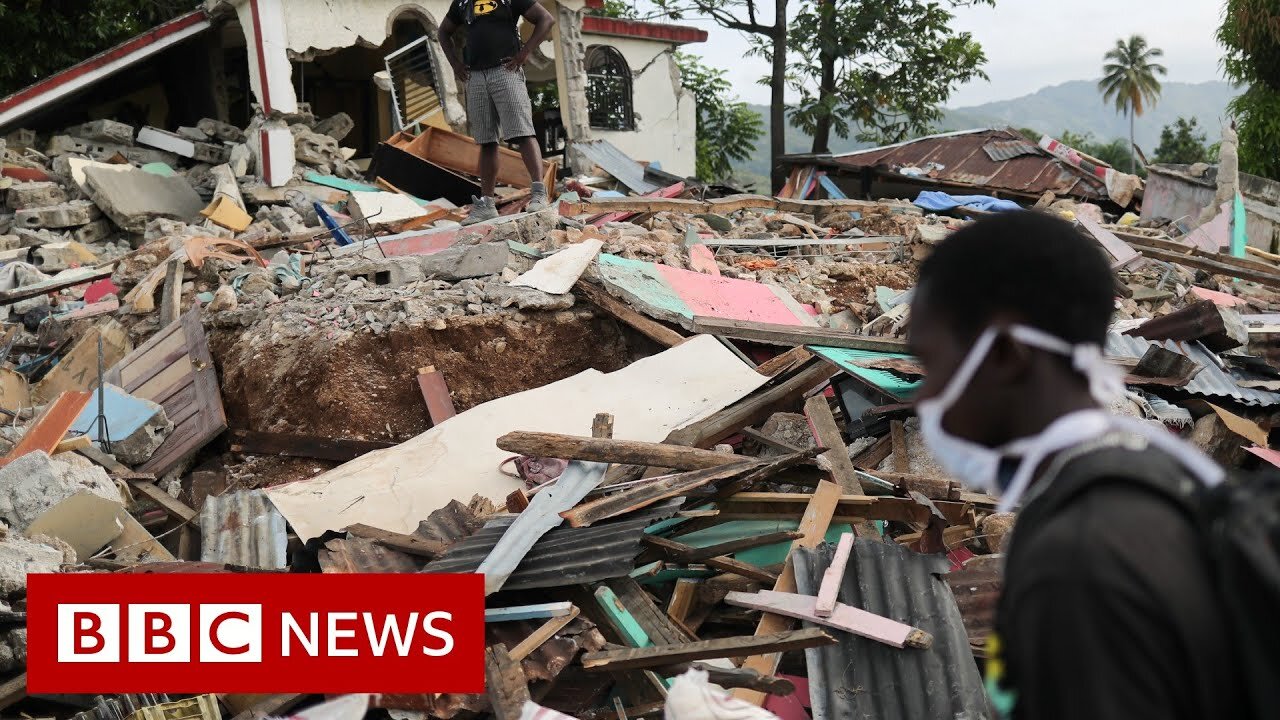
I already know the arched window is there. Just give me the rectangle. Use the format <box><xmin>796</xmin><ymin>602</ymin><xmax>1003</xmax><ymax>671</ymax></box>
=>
<box><xmin>586</xmin><ymin>46</ymin><xmax>634</xmax><ymax>131</ymax></box>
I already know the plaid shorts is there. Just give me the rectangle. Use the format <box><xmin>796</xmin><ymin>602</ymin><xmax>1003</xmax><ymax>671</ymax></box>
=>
<box><xmin>466</xmin><ymin>66</ymin><xmax>536</xmax><ymax>144</ymax></box>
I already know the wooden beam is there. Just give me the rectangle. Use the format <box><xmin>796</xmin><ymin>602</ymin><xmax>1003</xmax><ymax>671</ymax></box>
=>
<box><xmin>593</xmin><ymin>413</ymin><xmax>615</xmax><ymax>439</ymax></box>
<box><xmin>486</xmin><ymin>602</ymin><xmax>576</xmax><ymax>622</ymax></box>
<box><xmin>733</xmin><ymin>479</ymin><xmax>841</xmax><ymax>705</ymax></box>
<box><xmin>692</xmin><ymin>316</ymin><xmax>911</xmax><ymax>353</ymax></box>
<box><xmin>0</xmin><ymin>673</ymin><xmax>24</xmax><ymax>710</ymax></box>
<box><xmin>0</xmin><ymin>267</ymin><xmax>113</xmax><ymax>305</ymax></box>
<box><xmin>640</xmin><ymin>535</ymin><xmax>778</xmax><ymax>584</ymax></box>
<box><xmin>497</xmin><ymin>431</ymin><xmax>743</xmax><ymax>471</ymax></box>
<box><xmin>1137</xmin><ymin>245</ymin><xmax>1280</xmax><ymax>288</ymax></box>
<box><xmin>485</xmin><ymin>644</ymin><xmax>531</xmax><ymax>720</ymax></box>
<box><xmin>580</xmin><ymin>627</ymin><xmax>835</xmax><ymax>671</ymax></box>
<box><xmin>576</xmin><ymin>280</ymin><xmax>685</xmax><ymax>348</ymax></box>
<box><xmin>159</xmin><ymin>258</ymin><xmax>183</xmax><ymax>327</ymax></box>
<box><xmin>416</xmin><ymin>365</ymin><xmax>457</xmax><ymax>425</ymax></box>
<box><xmin>675</xmin><ymin>531</ymin><xmax>803</xmax><ymax>564</ymax></box>
<box><xmin>0</xmin><ymin>391</ymin><xmax>92</xmax><ymax>468</ymax></box>
<box><xmin>667</xmin><ymin>578</ymin><xmax>699</xmax><ymax>630</ymax></box>
<box><xmin>739</xmin><ymin>427</ymin><xmax>804</xmax><ymax>454</ymax></box>
<box><xmin>754</xmin><ymin>347</ymin><xmax>813</xmax><ymax>377</ymax></box>
<box><xmin>850</xmin><ymin>434</ymin><xmax>892</xmax><ymax>469</ymax></box>
<box><xmin>725</xmin><ymin>589</ymin><xmax>932</xmax><ymax>649</ymax></box>
<box><xmin>230</xmin><ymin>429</ymin><xmax>395</xmax><ymax>462</ymax></box>
<box><xmin>561</xmin><ymin>461</ymin><xmax>761</xmax><ymax>528</ymax></box>
<box><xmin>804</xmin><ymin>394</ymin><xmax>865</xmax><ymax>494</ymax></box>
<box><xmin>344</xmin><ymin>523</ymin><xmax>447</xmax><ymax>559</ymax></box>
<box><xmin>815</xmin><ymin>532</ymin><xmax>854</xmax><ymax>617</ymax></box>
<box><xmin>670</xmin><ymin>358</ymin><xmax>838</xmax><ymax>449</ymax></box>
<box><xmin>890</xmin><ymin>420</ymin><xmax>908</xmax><ymax>472</ymax></box>
<box><xmin>128</xmin><ymin>479</ymin><xmax>197</xmax><ymax>522</ymax></box>
<box><xmin>509</xmin><ymin>605</ymin><xmax>581</xmax><ymax>662</ymax></box>
<box><xmin>716</xmin><ymin>491</ymin><xmax>970</xmax><ymax>526</ymax></box>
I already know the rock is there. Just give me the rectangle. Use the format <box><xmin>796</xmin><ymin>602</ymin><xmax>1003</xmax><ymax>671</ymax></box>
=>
<box><xmin>261</xmin><ymin>289</ymin><xmax>279</xmax><ymax>305</ymax></box>
<box><xmin>197</xmin><ymin>118</ymin><xmax>246</xmax><ymax>144</ymax></box>
<box><xmin>14</xmin><ymin>200</ymin><xmax>100</xmax><ymax>230</ymax></box>
<box><xmin>208</xmin><ymin>285</ymin><xmax>237</xmax><ymax>312</ymax></box>
<box><xmin>421</xmin><ymin>242</ymin><xmax>512</xmax><ymax>281</ymax></box>
<box><xmin>313</xmin><ymin>112</ymin><xmax>355</xmax><ymax>141</ymax></box>
<box><xmin>0</xmin><ymin>451</ymin><xmax>119</xmax><ymax>532</ymax></box>
<box><xmin>759</xmin><ymin>413</ymin><xmax>818</xmax><ymax>457</ymax></box>
<box><xmin>65</xmin><ymin>119</ymin><xmax>135</xmax><ymax>146</ymax></box>
<box><xmin>235</xmin><ymin>268</ymin><xmax>277</xmax><ymax>297</ymax></box>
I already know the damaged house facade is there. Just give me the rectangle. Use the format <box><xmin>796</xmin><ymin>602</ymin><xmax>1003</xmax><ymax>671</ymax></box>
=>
<box><xmin>0</xmin><ymin>0</ymin><xmax>704</xmax><ymax>183</ymax></box>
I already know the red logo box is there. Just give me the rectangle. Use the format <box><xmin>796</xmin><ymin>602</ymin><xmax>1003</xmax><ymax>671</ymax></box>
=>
<box><xmin>26</xmin><ymin>573</ymin><xmax>485</xmax><ymax>694</ymax></box>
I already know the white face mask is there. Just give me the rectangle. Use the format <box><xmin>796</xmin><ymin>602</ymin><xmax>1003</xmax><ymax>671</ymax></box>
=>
<box><xmin>915</xmin><ymin>324</ymin><xmax>1126</xmax><ymax>504</ymax></box>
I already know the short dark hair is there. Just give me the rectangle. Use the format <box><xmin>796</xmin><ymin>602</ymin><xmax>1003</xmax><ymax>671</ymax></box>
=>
<box><xmin>915</xmin><ymin>211</ymin><xmax>1114</xmax><ymax>345</ymax></box>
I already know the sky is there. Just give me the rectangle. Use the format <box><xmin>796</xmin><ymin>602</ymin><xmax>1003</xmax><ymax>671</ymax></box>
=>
<box><xmin>652</xmin><ymin>0</ymin><xmax>1229</xmax><ymax>108</ymax></box>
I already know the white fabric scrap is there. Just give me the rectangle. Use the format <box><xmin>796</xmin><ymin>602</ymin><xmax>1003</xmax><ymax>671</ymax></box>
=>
<box><xmin>511</xmin><ymin>239</ymin><xmax>604</xmax><ymax>295</ymax></box>
<box><xmin>664</xmin><ymin>668</ymin><xmax>781</xmax><ymax>720</ymax></box>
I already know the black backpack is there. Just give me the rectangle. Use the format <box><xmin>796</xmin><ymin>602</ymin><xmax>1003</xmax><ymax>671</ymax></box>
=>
<box><xmin>1026</xmin><ymin>432</ymin><xmax>1280</xmax><ymax>717</ymax></box>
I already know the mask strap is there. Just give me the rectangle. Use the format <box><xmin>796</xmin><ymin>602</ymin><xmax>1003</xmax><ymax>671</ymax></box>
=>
<box><xmin>933</xmin><ymin>327</ymin><xmax>1001</xmax><ymax>408</ymax></box>
<box><xmin>1008</xmin><ymin>326</ymin><xmax>1124</xmax><ymax>405</ymax></box>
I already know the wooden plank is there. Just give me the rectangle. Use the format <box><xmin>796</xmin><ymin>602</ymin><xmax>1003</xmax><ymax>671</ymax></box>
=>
<box><xmin>575</xmin><ymin>280</ymin><xmax>685</xmax><ymax>348</ymax></box>
<box><xmin>850</xmin><ymin>434</ymin><xmax>892</xmax><ymax>469</ymax></box>
<box><xmin>716</xmin><ymin>491</ymin><xmax>970</xmax><ymax>526</ymax></box>
<box><xmin>53</xmin><ymin>435</ymin><xmax>91</xmax><ymax>454</ymax></box>
<box><xmin>667</xmin><ymin>578</ymin><xmax>699</xmax><ymax>630</ymax></box>
<box><xmin>594</xmin><ymin>585</ymin><xmax>652</xmax><ymax>647</ymax></box>
<box><xmin>0</xmin><ymin>672</ymin><xmax>24</xmax><ymax>710</ymax></box>
<box><xmin>416</xmin><ymin>365</ymin><xmax>457</xmax><ymax>425</ymax></box>
<box><xmin>670</xmin><ymin>358</ymin><xmax>839</xmax><ymax>449</ymax></box>
<box><xmin>159</xmin><ymin>258</ymin><xmax>183</xmax><ymax>327</ymax></box>
<box><xmin>725</xmin><ymin>589</ymin><xmax>932</xmax><ymax>649</ymax></box>
<box><xmin>0</xmin><ymin>391</ymin><xmax>92</xmax><ymax>468</ymax></box>
<box><xmin>607</xmin><ymin>577</ymin><xmax>693</xmax><ymax>645</ymax></box>
<box><xmin>890</xmin><ymin>420</ymin><xmax>908</xmax><ymax>472</ymax></box>
<box><xmin>561</xmin><ymin>462</ymin><xmax>760</xmax><ymax>527</ymax></box>
<box><xmin>754</xmin><ymin>347</ymin><xmax>813</xmax><ymax>377</ymax></box>
<box><xmin>344</xmin><ymin>523</ymin><xmax>447</xmax><ymax>559</ymax></box>
<box><xmin>34</xmin><ymin>321</ymin><xmax>130</xmax><ymax>403</ymax></box>
<box><xmin>230</xmin><ymin>429</ymin><xmax>395</xmax><ymax>462</ymax></box>
<box><xmin>804</xmin><ymin>394</ymin><xmax>865</xmax><ymax>494</ymax></box>
<box><xmin>403</xmin><ymin>125</ymin><xmax>544</xmax><ymax>189</ymax></box>
<box><xmin>640</xmin><ymin>535</ymin><xmax>778</xmax><ymax>584</ymax></box>
<box><xmin>509</xmin><ymin>605</ymin><xmax>581</xmax><ymax>662</ymax></box>
<box><xmin>128</xmin><ymin>479</ymin><xmax>196</xmax><ymax>522</ymax></box>
<box><xmin>0</xmin><ymin>266</ymin><xmax>113</xmax><ymax>305</ymax></box>
<box><xmin>740</xmin><ymin>427</ymin><xmax>804</xmax><ymax>454</ymax></box>
<box><xmin>485</xmin><ymin>644</ymin><xmax>531</xmax><ymax>720</ymax></box>
<box><xmin>581</xmin><ymin>628</ymin><xmax>835</xmax><ymax>672</ymax></box>
<box><xmin>692</xmin><ymin>316</ymin><xmax>911</xmax><ymax>353</ymax></box>
<box><xmin>1137</xmin><ymin>245</ymin><xmax>1280</xmax><ymax>288</ymax></box>
<box><xmin>115</xmin><ymin>324</ymin><xmax>186</xmax><ymax>391</ymax></box>
<box><xmin>815</xmin><ymin>532</ymin><xmax>854</xmax><ymax>617</ymax></box>
<box><xmin>497</xmin><ymin>431</ymin><xmax>744</xmax><ymax>471</ymax></box>
<box><xmin>733</xmin><ymin>479</ymin><xmax>841</xmax><ymax>705</ymax></box>
<box><xmin>593</xmin><ymin>412</ymin><xmax>615</xmax><ymax>439</ymax></box>
<box><xmin>676</xmin><ymin>532</ymin><xmax>804</xmax><ymax>564</ymax></box>
<box><xmin>486</xmin><ymin>602</ymin><xmax>576</xmax><ymax>622</ymax></box>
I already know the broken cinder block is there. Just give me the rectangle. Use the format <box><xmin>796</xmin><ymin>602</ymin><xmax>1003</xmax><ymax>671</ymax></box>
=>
<box><xmin>14</xmin><ymin>200</ymin><xmax>101</xmax><ymax>230</ymax></box>
<box><xmin>197</xmin><ymin>118</ymin><xmax>246</xmax><ymax>144</ymax></box>
<box><xmin>0</xmin><ymin>451</ymin><xmax>120</xmax><ymax>532</ymax></box>
<box><xmin>64</xmin><ymin>119</ymin><xmax>135</xmax><ymax>146</ymax></box>
<box><xmin>73</xmin><ymin>219</ymin><xmax>112</xmax><ymax>244</ymax></box>
<box><xmin>7</xmin><ymin>182</ymin><xmax>68</xmax><ymax>211</ymax></box>
<box><xmin>137</xmin><ymin>126</ymin><xmax>231</xmax><ymax>165</ymax></box>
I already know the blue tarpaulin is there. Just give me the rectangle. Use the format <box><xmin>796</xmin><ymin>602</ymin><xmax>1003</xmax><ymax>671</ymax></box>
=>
<box><xmin>913</xmin><ymin>190</ymin><xmax>1022</xmax><ymax>213</ymax></box>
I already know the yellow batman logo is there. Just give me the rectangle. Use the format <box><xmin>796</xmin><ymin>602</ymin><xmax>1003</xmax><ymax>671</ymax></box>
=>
<box><xmin>474</xmin><ymin>0</ymin><xmax>498</xmax><ymax>15</ymax></box>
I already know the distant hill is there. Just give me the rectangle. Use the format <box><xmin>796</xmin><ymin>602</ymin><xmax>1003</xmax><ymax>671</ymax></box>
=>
<box><xmin>732</xmin><ymin>80</ymin><xmax>1239</xmax><ymax>179</ymax></box>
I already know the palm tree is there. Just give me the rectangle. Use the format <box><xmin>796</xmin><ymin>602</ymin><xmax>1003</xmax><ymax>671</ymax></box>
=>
<box><xmin>1098</xmin><ymin>35</ymin><xmax>1167</xmax><ymax>173</ymax></box>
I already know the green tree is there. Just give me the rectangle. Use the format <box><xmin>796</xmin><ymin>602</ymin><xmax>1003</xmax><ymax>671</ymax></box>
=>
<box><xmin>653</xmin><ymin>0</ymin><xmax>791</xmax><ymax>191</ymax></box>
<box><xmin>1097</xmin><ymin>34</ymin><xmax>1167</xmax><ymax>173</ymax></box>
<box><xmin>1218</xmin><ymin>0</ymin><xmax>1280</xmax><ymax>179</ymax></box>
<box><xmin>675</xmin><ymin>53</ymin><xmax>765</xmax><ymax>183</ymax></box>
<box><xmin>585</xmin><ymin>0</ymin><xmax>638</xmax><ymax>18</ymax></box>
<box><xmin>1154</xmin><ymin>117</ymin><xmax>1210</xmax><ymax>165</ymax></box>
<box><xmin>0</xmin><ymin>1</ymin><xmax>191</xmax><ymax>97</ymax></box>
<box><xmin>786</xmin><ymin>0</ymin><xmax>990</xmax><ymax>152</ymax></box>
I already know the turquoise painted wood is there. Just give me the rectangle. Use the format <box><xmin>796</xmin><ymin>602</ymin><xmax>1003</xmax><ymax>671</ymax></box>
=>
<box><xmin>485</xmin><ymin>601</ymin><xmax>574</xmax><ymax>622</ymax></box>
<box><xmin>810</xmin><ymin>346</ymin><xmax>921</xmax><ymax>400</ymax></box>
<box><xmin>674</xmin><ymin>520</ymin><xmax>855</xmax><ymax>568</ymax></box>
<box><xmin>593</xmin><ymin>586</ymin><xmax>652</xmax><ymax>648</ymax></box>
<box><xmin>597</xmin><ymin>254</ymin><xmax>691</xmax><ymax>319</ymax></box>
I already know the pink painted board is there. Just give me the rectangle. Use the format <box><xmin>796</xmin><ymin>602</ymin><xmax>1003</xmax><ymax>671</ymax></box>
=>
<box><xmin>656</xmin><ymin>263</ymin><xmax>809</xmax><ymax>326</ymax></box>
<box><xmin>1246</xmin><ymin>445</ymin><xmax>1280</xmax><ymax>470</ymax></box>
<box><xmin>379</xmin><ymin>226</ymin><xmax>491</xmax><ymax>257</ymax></box>
<box><xmin>687</xmin><ymin>243</ymin><xmax>720</xmax><ymax>276</ymax></box>
<box><xmin>815</xmin><ymin>532</ymin><xmax>854</xmax><ymax>617</ymax></box>
<box><xmin>1190</xmin><ymin>286</ymin><xmax>1249</xmax><ymax>307</ymax></box>
<box><xmin>725</xmin><ymin>589</ymin><xmax>920</xmax><ymax>648</ymax></box>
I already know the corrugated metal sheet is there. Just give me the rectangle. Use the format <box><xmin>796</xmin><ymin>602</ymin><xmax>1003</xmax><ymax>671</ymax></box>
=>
<box><xmin>945</xmin><ymin>555</ymin><xmax>1002</xmax><ymax>657</ymax></box>
<box><xmin>1107</xmin><ymin>332</ymin><xmax>1280</xmax><ymax>406</ymax></box>
<box><xmin>199</xmin><ymin>490</ymin><xmax>287</xmax><ymax>569</ymax></box>
<box><xmin>982</xmin><ymin>139</ymin><xmax>1039</xmax><ymax>162</ymax></box>
<box><xmin>827</xmin><ymin>128</ymin><xmax>1105</xmax><ymax>201</ymax></box>
<box><xmin>422</xmin><ymin>499</ymin><xmax>680</xmax><ymax>589</ymax></box>
<box><xmin>415</xmin><ymin>497</ymin><xmax>495</xmax><ymax>548</ymax></box>
<box><xmin>574</xmin><ymin>139</ymin><xmax>661</xmax><ymax>194</ymax></box>
<box><xmin>793</xmin><ymin>539</ymin><xmax>990</xmax><ymax>720</ymax></box>
<box><xmin>318</xmin><ymin>536</ymin><xmax>421</xmax><ymax>573</ymax></box>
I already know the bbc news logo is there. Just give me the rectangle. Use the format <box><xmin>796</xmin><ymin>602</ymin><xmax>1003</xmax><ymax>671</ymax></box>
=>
<box><xmin>27</xmin><ymin>574</ymin><xmax>485</xmax><ymax>693</ymax></box>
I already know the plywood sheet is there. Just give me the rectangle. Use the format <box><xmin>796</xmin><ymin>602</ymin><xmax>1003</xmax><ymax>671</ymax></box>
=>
<box><xmin>267</xmin><ymin>336</ymin><xmax>770</xmax><ymax>542</ymax></box>
<box><xmin>35</xmin><ymin>321</ymin><xmax>130</xmax><ymax>403</ymax></box>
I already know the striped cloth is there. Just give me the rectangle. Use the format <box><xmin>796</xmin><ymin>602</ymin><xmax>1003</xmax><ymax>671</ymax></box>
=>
<box><xmin>466</xmin><ymin>66</ymin><xmax>535</xmax><ymax>144</ymax></box>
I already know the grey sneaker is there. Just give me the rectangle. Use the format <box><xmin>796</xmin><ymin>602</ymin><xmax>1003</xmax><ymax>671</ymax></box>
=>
<box><xmin>528</xmin><ymin>182</ymin><xmax>549</xmax><ymax>212</ymax></box>
<box><xmin>461</xmin><ymin>196</ymin><xmax>498</xmax><ymax>225</ymax></box>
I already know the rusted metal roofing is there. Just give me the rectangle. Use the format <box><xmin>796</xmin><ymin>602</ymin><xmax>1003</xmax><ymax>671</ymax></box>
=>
<box><xmin>1107</xmin><ymin>331</ymin><xmax>1280</xmax><ymax>407</ymax></box>
<box><xmin>827</xmin><ymin>128</ymin><xmax>1106</xmax><ymax>201</ymax></box>
<box><xmin>415</xmin><ymin>497</ymin><xmax>497</xmax><ymax>548</ymax></box>
<box><xmin>318</xmin><ymin>536</ymin><xmax>421</xmax><ymax>573</ymax></box>
<box><xmin>793</xmin><ymin>538</ymin><xmax>990</xmax><ymax>720</ymax></box>
<box><xmin>422</xmin><ymin>499</ymin><xmax>680</xmax><ymax>590</ymax></box>
<box><xmin>199</xmin><ymin>490</ymin><xmax>287</xmax><ymax>570</ymax></box>
<box><xmin>945</xmin><ymin>554</ymin><xmax>1002</xmax><ymax>657</ymax></box>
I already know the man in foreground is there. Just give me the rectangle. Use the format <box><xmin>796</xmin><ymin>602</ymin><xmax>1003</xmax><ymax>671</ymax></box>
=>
<box><xmin>439</xmin><ymin>0</ymin><xmax>555</xmax><ymax>225</ymax></box>
<box><xmin>908</xmin><ymin>211</ymin><xmax>1241</xmax><ymax>719</ymax></box>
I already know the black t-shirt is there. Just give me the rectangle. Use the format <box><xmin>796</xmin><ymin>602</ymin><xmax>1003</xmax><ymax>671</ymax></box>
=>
<box><xmin>446</xmin><ymin>0</ymin><xmax>536</xmax><ymax>70</ymax></box>
<box><xmin>989</xmin><ymin>467</ymin><xmax>1244</xmax><ymax>720</ymax></box>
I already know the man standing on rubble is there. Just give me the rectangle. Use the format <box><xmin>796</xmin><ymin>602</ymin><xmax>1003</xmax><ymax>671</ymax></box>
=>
<box><xmin>439</xmin><ymin>0</ymin><xmax>555</xmax><ymax>225</ymax></box>
<box><xmin>907</xmin><ymin>212</ymin><xmax>1243</xmax><ymax>720</ymax></box>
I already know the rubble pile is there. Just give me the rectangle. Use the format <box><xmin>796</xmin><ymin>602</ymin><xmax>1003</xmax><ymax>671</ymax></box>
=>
<box><xmin>0</xmin><ymin>104</ymin><xmax>1277</xmax><ymax>720</ymax></box>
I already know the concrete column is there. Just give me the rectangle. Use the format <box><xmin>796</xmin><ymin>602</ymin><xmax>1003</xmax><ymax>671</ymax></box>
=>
<box><xmin>552</xmin><ymin>3</ymin><xmax>592</xmax><ymax>146</ymax></box>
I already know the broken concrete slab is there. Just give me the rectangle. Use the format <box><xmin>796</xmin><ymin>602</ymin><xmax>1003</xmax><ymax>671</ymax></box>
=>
<box><xmin>197</xmin><ymin>118</ymin><xmax>246</xmax><ymax>144</ymax></box>
<box><xmin>14</xmin><ymin>200</ymin><xmax>101</xmax><ymax>229</ymax></box>
<box><xmin>314</xmin><ymin>112</ymin><xmax>354</xmax><ymax>141</ymax></box>
<box><xmin>31</xmin><ymin>241</ymin><xmax>98</xmax><ymax>272</ymax></box>
<box><xmin>512</xmin><ymin>239</ymin><xmax>603</xmax><ymax>295</ymax></box>
<box><xmin>332</xmin><ymin>257</ymin><xmax>426</xmax><ymax>288</ymax></box>
<box><xmin>137</xmin><ymin>126</ymin><xmax>231</xmax><ymax>164</ymax></box>
<box><xmin>6</xmin><ymin>182</ymin><xmax>67</xmax><ymax>211</ymax></box>
<box><xmin>72</xmin><ymin>219</ymin><xmax>113</xmax><ymax>244</ymax></box>
<box><xmin>348</xmin><ymin>191</ymin><xmax>428</xmax><ymax>225</ymax></box>
<box><xmin>484</xmin><ymin>284</ymin><xmax>576</xmax><ymax>311</ymax></box>
<box><xmin>65</xmin><ymin>120</ymin><xmax>135</xmax><ymax>146</ymax></box>
<box><xmin>72</xmin><ymin>384</ymin><xmax>174</xmax><ymax>466</ymax></box>
<box><xmin>27</xmin><ymin>490</ymin><xmax>127</xmax><ymax>560</ymax></box>
<box><xmin>0</xmin><ymin>532</ymin><xmax>62</xmax><ymax>597</ymax></box>
<box><xmin>0</xmin><ymin>450</ymin><xmax>119</xmax><ymax>532</ymax></box>
<box><xmin>83</xmin><ymin>165</ymin><xmax>204</xmax><ymax>233</ymax></box>
<box><xmin>420</xmin><ymin>242</ymin><xmax>512</xmax><ymax>281</ymax></box>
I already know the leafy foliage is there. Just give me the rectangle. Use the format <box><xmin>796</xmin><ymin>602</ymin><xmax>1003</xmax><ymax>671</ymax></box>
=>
<box><xmin>585</xmin><ymin>0</ymin><xmax>639</xmax><ymax>19</ymax></box>
<box><xmin>785</xmin><ymin>0</ymin><xmax>990</xmax><ymax>149</ymax></box>
<box><xmin>0</xmin><ymin>0</ymin><xmax>192</xmax><ymax>97</ymax></box>
<box><xmin>675</xmin><ymin>52</ymin><xmax>764</xmax><ymax>182</ymax></box>
<box><xmin>1219</xmin><ymin>0</ymin><xmax>1280</xmax><ymax>179</ymax></box>
<box><xmin>1097</xmin><ymin>34</ymin><xmax>1166</xmax><ymax>172</ymax></box>
<box><xmin>1154</xmin><ymin>117</ymin><xmax>1211</xmax><ymax>165</ymax></box>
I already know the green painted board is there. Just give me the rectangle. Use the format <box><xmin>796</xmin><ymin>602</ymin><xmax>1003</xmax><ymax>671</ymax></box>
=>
<box><xmin>810</xmin><ymin>346</ymin><xmax>920</xmax><ymax>400</ymax></box>
<box><xmin>593</xmin><ymin>586</ymin><xmax>652</xmax><ymax>648</ymax></box>
<box><xmin>637</xmin><ymin>567</ymin><xmax>716</xmax><ymax>585</ymax></box>
<box><xmin>598</xmin><ymin>253</ymin><xmax>690</xmax><ymax>319</ymax></box>
<box><xmin>140</xmin><ymin>162</ymin><xmax>176</xmax><ymax>177</ymax></box>
<box><xmin>674</xmin><ymin>520</ymin><xmax>855</xmax><ymax>568</ymax></box>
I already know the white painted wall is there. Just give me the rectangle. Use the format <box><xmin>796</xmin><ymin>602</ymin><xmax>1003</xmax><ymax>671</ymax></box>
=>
<box><xmin>584</xmin><ymin>34</ymin><xmax>696</xmax><ymax>178</ymax></box>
